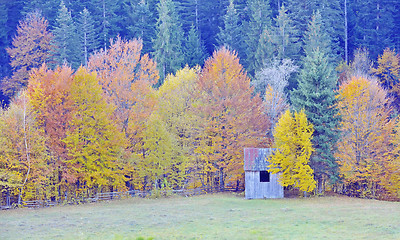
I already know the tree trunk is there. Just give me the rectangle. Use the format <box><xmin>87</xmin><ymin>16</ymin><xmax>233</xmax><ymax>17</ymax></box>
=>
<box><xmin>19</xmin><ymin>94</ymin><xmax>31</xmax><ymax>205</ymax></box>
<box><xmin>344</xmin><ymin>0</ymin><xmax>348</xmax><ymax>63</ymax></box>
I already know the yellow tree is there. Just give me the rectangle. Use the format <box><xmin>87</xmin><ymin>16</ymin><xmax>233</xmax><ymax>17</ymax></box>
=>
<box><xmin>385</xmin><ymin>122</ymin><xmax>400</xmax><ymax>198</ymax></box>
<box><xmin>269</xmin><ymin>109</ymin><xmax>316</xmax><ymax>193</ymax></box>
<box><xmin>194</xmin><ymin>47</ymin><xmax>269</xmax><ymax>189</ymax></box>
<box><xmin>0</xmin><ymin>92</ymin><xmax>48</xmax><ymax>204</ymax></box>
<box><xmin>63</xmin><ymin>67</ymin><xmax>127</xmax><ymax>194</ymax></box>
<box><xmin>371</xmin><ymin>48</ymin><xmax>400</xmax><ymax>110</ymax></box>
<box><xmin>336</xmin><ymin>77</ymin><xmax>394</xmax><ymax>198</ymax></box>
<box><xmin>156</xmin><ymin>66</ymin><xmax>201</xmax><ymax>189</ymax></box>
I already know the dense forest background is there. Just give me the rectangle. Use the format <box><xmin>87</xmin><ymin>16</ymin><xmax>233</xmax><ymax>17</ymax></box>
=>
<box><xmin>1</xmin><ymin>0</ymin><xmax>400</xmax><ymax>205</ymax></box>
<box><xmin>1</xmin><ymin>0</ymin><xmax>400</xmax><ymax>103</ymax></box>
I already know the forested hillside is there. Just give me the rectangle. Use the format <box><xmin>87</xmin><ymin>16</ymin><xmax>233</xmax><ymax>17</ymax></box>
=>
<box><xmin>0</xmin><ymin>0</ymin><xmax>400</xmax><ymax>205</ymax></box>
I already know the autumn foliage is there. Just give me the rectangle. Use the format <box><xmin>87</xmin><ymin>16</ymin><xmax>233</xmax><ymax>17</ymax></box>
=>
<box><xmin>269</xmin><ymin>109</ymin><xmax>316</xmax><ymax>193</ymax></box>
<box><xmin>336</xmin><ymin>77</ymin><xmax>395</xmax><ymax>198</ymax></box>
<box><xmin>3</xmin><ymin>12</ymin><xmax>54</xmax><ymax>98</ymax></box>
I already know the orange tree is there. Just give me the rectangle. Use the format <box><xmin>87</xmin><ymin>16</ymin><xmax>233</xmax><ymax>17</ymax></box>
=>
<box><xmin>194</xmin><ymin>47</ymin><xmax>269</xmax><ymax>189</ymax></box>
<box><xmin>3</xmin><ymin>12</ymin><xmax>53</xmax><ymax>98</ymax></box>
<box><xmin>27</xmin><ymin>64</ymin><xmax>75</xmax><ymax>199</ymax></box>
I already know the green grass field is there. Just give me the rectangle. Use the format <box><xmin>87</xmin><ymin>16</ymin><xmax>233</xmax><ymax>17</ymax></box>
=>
<box><xmin>1</xmin><ymin>193</ymin><xmax>399</xmax><ymax>239</ymax></box>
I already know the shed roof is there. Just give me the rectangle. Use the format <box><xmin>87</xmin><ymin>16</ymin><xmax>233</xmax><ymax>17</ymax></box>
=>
<box><xmin>244</xmin><ymin>148</ymin><xmax>273</xmax><ymax>171</ymax></box>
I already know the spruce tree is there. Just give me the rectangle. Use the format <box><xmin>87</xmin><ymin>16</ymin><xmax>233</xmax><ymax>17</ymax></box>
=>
<box><xmin>184</xmin><ymin>25</ymin><xmax>207</xmax><ymax>67</ymax></box>
<box><xmin>290</xmin><ymin>12</ymin><xmax>340</xmax><ymax>193</ymax></box>
<box><xmin>259</xmin><ymin>5</ymin><xmax>299</xmax><ymax>62</ymax></box>
<box><xmin>244</xmin><ymin>0</ymin><xmax>272</xmax><ymax>75</ymax></box>
<box><xmin>126</xmin><ymin>0</ymin><xmax>155</xmax><ymax>54</ymax></box>
<box><xmin>216</xmin><ymin>0</ymin><xmax>244</xmax><ymax>61</ymax></box>
<box><xmin>52</xmin><ymin>1</ymin><xmax>80</xmax><ymax>68</ymax></box>
<box><xmin>153</xmin><ymin>0</ymin><xmax>184</xmax><ymax>85</ymax></box>
<box><xmin>78</xmin><ymin>8</ymin><xmax>99</xmax><ymax>66</ymax></box>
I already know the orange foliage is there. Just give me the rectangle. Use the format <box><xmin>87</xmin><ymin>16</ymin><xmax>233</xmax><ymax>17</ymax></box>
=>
<box><xmin>3</xmin><ymin>12</ymin><xmax>54</xmax><ymax>97</ymax></box>
<box><xmin>88</xmin><ymin>37</ymin><xmax>159</xmax><ymax>136</ymax></box>
<box><xmin>194</xmin><ymin>47</ymin><xmax>269</xmax><ymax>188</ymax></box>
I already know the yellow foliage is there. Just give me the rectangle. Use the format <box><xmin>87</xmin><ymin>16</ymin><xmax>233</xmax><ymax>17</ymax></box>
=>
<box><xmin>336</xmin><ymin>77</ymin><xmax>394</xmax><ymax>198</ymax></box>
<box><xmin>269</xmin><ymin>109</ymin><xmax>316</xmax><ymax>192</ymax></box>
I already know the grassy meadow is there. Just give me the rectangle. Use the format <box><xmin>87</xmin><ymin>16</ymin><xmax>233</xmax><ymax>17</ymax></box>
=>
<box><xmin>0</xmin><ymin>193</ymin><xmax>399</xmax><ymax>239</ymax></box>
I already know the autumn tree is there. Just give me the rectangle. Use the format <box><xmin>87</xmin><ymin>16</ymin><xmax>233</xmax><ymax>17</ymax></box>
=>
<box><xmin>27</xmin><ymin>64</ymin><xmax>74</xmax><ymax>199</ymax></box>
<box><xmin>194</xmin><ymin>47</ymin><xmax>269</xmax><ymax>189</ymax></box>
<box><xmin>386</xmin><ymin>122</ymin><xmax>400</xmax><ymax>198</ymax></box>
<box><xmin>252</xmin><ymin>59</ymin><xmax>298</xmax><ymax>137</ymax></box>
<box><xmin>269</xmin><ymin>109</ymin><xmax>316</xmax><ymax>193</ymax></box>
<box><xmin>3</xmin><ymin>11</ymin><xmax>53</xmax><ymax>98</ymax></box>
<box><xmin>88</xmin><ymin>37</ymin><xmax>159</xmax><ymax>139</ymax></box>
<box><xmin>63</xmin><ymin>67</ymin><xmax>127</xmax><ymax>192</ymax></box>
<box><xmin>336</xmin><ymin>77</ymin><xmax>394</xmax><ymax>198</ymax></box>
<box><xmin>371</xmin><ymin>48</ymin><xmax>400</xmax><ymax>110</ymax></box>
<box><xmin>156</xmin><ymin>66</ymin><xmax>201</xmax><ymax>189</ymax></box>
<box><xmin>0</xmin><ymin>92</ymin><xmax>48</xmax><ymax>203</ymax></box>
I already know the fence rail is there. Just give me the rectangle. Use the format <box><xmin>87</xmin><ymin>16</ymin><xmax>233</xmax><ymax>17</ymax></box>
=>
<box><xmin>1</xmin><ymin>186</ymin><xmax>244</xmax><ymax>210</ymax></box>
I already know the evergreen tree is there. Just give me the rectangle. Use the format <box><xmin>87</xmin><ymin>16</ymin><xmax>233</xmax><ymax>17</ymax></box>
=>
<box><xmin>348</xmin><ymin>0</ymin><xmax>396</xmax><ymax>59</ymax></box>
<box><xmin>95</xmin><ymin>0</ymin><xmax>120</xmax><ymax>51</ymax></box>
<box><xmin>78</xmin><ymin>8</ymin><xmax>99</xmax><ymax>66</ymax></box>
<box><xmin>178</xmin><ymin>0</ymin><xmax>200</xmax><ymax>33</ymax></box>
<box><xmin>290</xmin><ymin>12</ymin><xmax>340</xmax><ymax>193</ymax></box>
<box><xmin>198</xmin><ymin>0</ymin><xmax>229</xmax><ymax>55</ymax></box>
<box><xmin>184</xmin><ymin>25</ymin><xmax>207</xmax><ymax>67</ymax></box>
<box><xmin>153</xmin><ymin>0</ymin><xmax>184</xmax><ymax>85</ymax></box>
<box><xmin>125</xmin><ymin>0</ymin><xmax>155</xmax><ymax>54</ymax></box>
<box><xmin>244</xmin><ymin>0</ymin><xmax>272</xmax><ymax>75</ymax></box>
<box><xmin>284</xmin><ymin>0</ymin><xmax>343</xmax><ymax>61</ymax></box>
<box><xmin>216</xmin><ymin>0</ymin><xmax>244</xmax><ymax>61</ymax></box>
<box><xmin>302</xmin><ymin>11</ymin><xmax>331</xmax><ymax>60</ymax></box>
<box><xmin>23</xmin><ymin>0</ymin><xmax>59</xmax><ymax>26</ymax></box>
<box><xmin>259</xmin><ymin>4</ymin><xmax>299</xmax><ymax>62</ymax></box>
<box><xmin>52</xmin><ymin>1</ymin><xmax>80</xmax><ymax>68</ymax></box>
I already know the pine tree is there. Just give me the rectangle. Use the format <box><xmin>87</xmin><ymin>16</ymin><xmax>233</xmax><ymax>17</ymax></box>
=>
<box><xmin>290</xmin><ymin>12</ymin><xmax>340</xmax><ymax>193</ymax></box>
<box><xmin>244</xmin><ymin>0</ymin><xmax>272</xmax><ymax>75</ymax></box>
<box><xmin>184</xmin><ymin>25</ymin><xmax>207</xmax><ymax>67</ymax></box>
<box><xmin>153</xmin><ymin>0</ymin><xmax>184</xmax><ymax>85</ymax></box>
<box><xmin>78</xmin><ymin>8</ymin><xmax>99</xmax><ymax>66</ymax></box>
<box><xmin>216</xmin><ymin>0</ymin><xmax>244</xmax><ymax>61</ymax></box>
<box><xmin>52</xmin><ymin>1</ymin><xmax>80</xmax><ymax>68</ymax></box>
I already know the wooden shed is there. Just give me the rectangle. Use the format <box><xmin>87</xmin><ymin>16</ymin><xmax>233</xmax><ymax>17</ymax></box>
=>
<box><xmin>244</xmin><ymin>148</ymin><xmax>283</xmax><ymax>199</ymax></box>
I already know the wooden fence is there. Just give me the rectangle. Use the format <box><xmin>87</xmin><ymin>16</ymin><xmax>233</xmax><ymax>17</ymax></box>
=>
<box><xmin>1</xmin><ymin>186</ymin><xmax>243</xmax><ymax>210</ymax></box>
